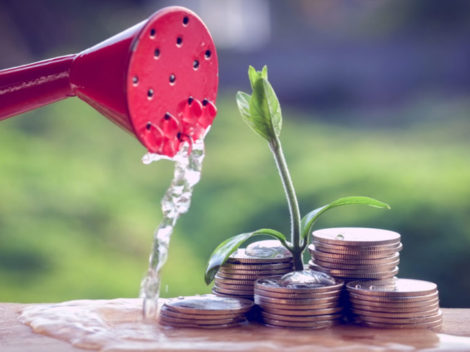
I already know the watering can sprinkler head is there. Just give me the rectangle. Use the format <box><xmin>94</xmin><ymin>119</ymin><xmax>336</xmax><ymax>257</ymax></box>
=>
<box><xmin>0</xmin><ymin>6</ymin><xmax>218</xmax><ymax>157</ymax></box>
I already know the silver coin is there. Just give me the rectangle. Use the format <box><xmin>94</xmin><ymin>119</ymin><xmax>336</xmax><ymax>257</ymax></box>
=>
<box><xmin>255</xmin><ymin>275</ymin><xmax>344</xmax><ymax>294</ymax></box>
<box><xmin>227</xmin><ymin>248</ymin><xmax>292</xmax><ymax>264</ymax></box>
<box><xmin>164</xmin><ymin>294</ymin><xmax>253</xmax><ymax>315</ymax></box>
<box><xmin>347</xmin><ymin>278</ymin><xmax>438</xmax><ymax>297</ymax></box>
<box><xmin>262</xmin><ymin>306</ymin><xmax>343</xmax><ymax>316</ymax></box>
<box><xmin>313</xmin><ymin>228</ymin><xmax>401</xmax><ymax>246</ymax></box>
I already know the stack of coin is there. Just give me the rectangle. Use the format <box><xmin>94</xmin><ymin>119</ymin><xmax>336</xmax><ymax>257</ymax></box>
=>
<box><xmin>346</xmin><ymin>278</ymin><xmax>442</xmax><ymax>331</ymax></box>
<box><xmin>308</xmin><ymin>228</ymin><xmax>402</xmax><ymax>280</ymax></box>
<box><xmin>213</xmin><ymin>241</ymin><xmax>294</xmax><ymax>300</ymax></box>
<box><xmin>159</xmin><ymin>294</ymin><xmax>253</xmax><ymax>328</ymax></box>
<box><xmin>254</xmin><ymin>270</ymin><xmax>344</xmax><ymax>329</ymax></box>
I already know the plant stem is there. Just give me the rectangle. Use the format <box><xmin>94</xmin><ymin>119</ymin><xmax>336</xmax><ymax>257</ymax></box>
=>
<box><xmin>269</xmin><ymin>136</ymin><xmax>303</xmax><ymax>270</ymax></box>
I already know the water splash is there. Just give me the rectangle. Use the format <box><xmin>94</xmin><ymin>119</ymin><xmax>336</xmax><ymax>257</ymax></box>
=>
<box><xmin>19</xmin><ymin>298</ymin><xmax>470</xmax><ymax>351</ymax></box>
<box><xmin>139</xmin><ymin>137</ymin><xmax>206</xmax><ymax>319</ymax></box>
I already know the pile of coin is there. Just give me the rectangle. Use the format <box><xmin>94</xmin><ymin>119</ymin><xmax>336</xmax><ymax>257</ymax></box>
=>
<box><xmin>346</xmin><ymin>278</ymin><xmax>442</xmax><ymax>330</ymax></box>
<box><xmin>308</xmin><ymin>228</ymin><xmax>402</xmax><ymax>280</ymax></box>
<box><xmin>213</xmin><ymin>241</ymin><xmax>294</xmax><ymax>300</ymax></box>
<box><xmin>254</xmin><ymin>270</ymin><xmax>344</xmax><ymax>329</ymax></box>
<box><xmin>159</xmin><ymin>294</ymin><xmax>253</xmax><ymax>328</ymax></box>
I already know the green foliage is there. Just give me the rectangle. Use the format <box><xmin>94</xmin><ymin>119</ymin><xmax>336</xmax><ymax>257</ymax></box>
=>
<box><xmin>236</xmin><ymin>66</ymin><xmax>282</xmax><ymax>142</ymax></box>
<box><xmin>204</xmin><ymin>229</ymin><xmax>287</xmax><ymax>284</ymax></box>
<box><xmin>300</xmin><ymin>196</ymin><xmax>391</xmax><ymax>243</ymax></box>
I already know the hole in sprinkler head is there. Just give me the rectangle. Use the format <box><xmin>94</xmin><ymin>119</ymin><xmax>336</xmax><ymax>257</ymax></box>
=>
<box><xmin>183</xmin><ymin>16</ymin><xmax>189</xmax><ymax>25</ymax></box>
<box><xmin>150</xmin><ymin>29</ymin><xmax>156</xmax><ymax>38</ymax></box>
<box><xmin>169</xmin><ymin>74</ymin><xmax>176</xmax><ymax>84</ymax></box>
<box><xmin>154</xmin><ymin>48</ymin><xmax>160</xmax><ymax>58</ymax></box>
<box><xmin>188</xmin><ymin>96</ymin><xmax>194</xmax><ymax>105</ymax></box>
<box><xmin>132</xmin><ymin>76</ymin><xmax>139</xmax><ymax>85</ymax></box>
<box><xmin>177</xmin><ymin>132</ymin><xmax>182</xmax><ymax>140</ymax></box>
<box><xmin>146</xmin><ymin>122</ymin><xmax>152</xmax><ymax>130</ymax></box>
<box><xmin>193</xmin><ymin>60</ymin><xmax>199</xmax><ymax>70</ymax></box>
<box><xmin>205</xmin><ymin>50</ymin><xmax>212</xmax><ymax>59</ymax></box>
<box><xmin>202</xmin><ymin>99</ymin><xmax>208</xmax><ymax>106</ymax></box>
<box><xmin>176</xmin><ymin>37</ymin><xmax>183</xmax><ymax>46</ymax></box>
<box><xmin>164</xmin><ymin>113</ymin><xmax>171</xmax><ymax>120</ymax></box>
<box><xmin>147</xmin><ymin>89</ymin><xmax>154</xmax><ymax>98</ymax></box>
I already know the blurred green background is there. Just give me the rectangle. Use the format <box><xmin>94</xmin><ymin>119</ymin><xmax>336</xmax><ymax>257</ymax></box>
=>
<box><xmin>0</xmin><ymin>0</ymin><xmax>469</xmax><ymax>307</ymax></box>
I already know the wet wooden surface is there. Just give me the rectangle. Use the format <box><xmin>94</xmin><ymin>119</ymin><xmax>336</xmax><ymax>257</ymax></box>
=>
<box><xmin>1</xmin><ymin>301</ymin><xmax>470</xmax><ymax>352</ymax></box>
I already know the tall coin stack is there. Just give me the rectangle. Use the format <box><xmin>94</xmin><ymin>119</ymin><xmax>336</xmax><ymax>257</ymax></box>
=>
<box><xmin>159</xmin><ymin>294</ymin><xmax>254</xmax><ymax>328</ymax></box>
<box><xmin>346</xmin><ymin>278</ymin><xmax>442</xmax><ymax>331</ymax></box>
<box><xmin>213</xmin><ymin>240</ymin><xmax>294</xmax><ymax>300</ymax></box>
<box><xmin>254</xmin><ymin>271</ymin><xmax>344</xmax><ymax>329</ymax></box>
<box><xmin>308</xmin><ymin>228</ymin><xmax>402</xmax><ymax>280</ymax></box>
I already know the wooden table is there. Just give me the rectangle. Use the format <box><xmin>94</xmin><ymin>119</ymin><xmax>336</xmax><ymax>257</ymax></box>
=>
<box><xmin>1</xmin><ymin>300</ymin><xmax>470</xmax><ymax>351</ymax></box>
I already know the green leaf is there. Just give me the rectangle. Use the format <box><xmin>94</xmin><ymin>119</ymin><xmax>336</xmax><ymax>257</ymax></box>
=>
<box><xmin>248</xmin><ymin>65</ymin><xmax>268</xmax><ymax>89</ymax></box>
<box><xmin>204</xmin><ymin>228</ymin><xmax>288</xmax><ymax>285</ymax></box>
<box><xmin>300</xmin><ymin>196</ymin><xmax>391</xmax><ymax>242</ymax></box>
<box><xmin>249</xmin><ymin>78</ymin><xmax>282</xmax><ymax>140</ymax></box>
<box><xmin>236</xmin><ymin>91</ymin><xmax>263</xmax><ymax>138</ymax></box>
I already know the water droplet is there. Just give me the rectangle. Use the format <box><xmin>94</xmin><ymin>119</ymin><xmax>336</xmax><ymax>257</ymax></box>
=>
<box><xmin>335</xmin><ymin>234</ymin><xmax>344</xmax><ymax>240</ymax></box>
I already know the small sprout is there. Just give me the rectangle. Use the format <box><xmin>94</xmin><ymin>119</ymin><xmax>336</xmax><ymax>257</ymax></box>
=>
<box><xmin>205</xmin><ymin>65</ymin><xmax>391</xmax><ymax>284</ymax></box>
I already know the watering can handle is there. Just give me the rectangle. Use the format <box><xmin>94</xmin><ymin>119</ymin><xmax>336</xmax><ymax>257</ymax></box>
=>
<box><xmin>0</xmin><ymin>55</ymin><xmax>75</xmax><ymax>121</ymax></box>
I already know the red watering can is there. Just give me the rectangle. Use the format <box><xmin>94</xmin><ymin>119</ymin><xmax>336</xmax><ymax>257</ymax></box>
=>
<box><xmin>0</xmin><ymin>6</ymin><xmax>218</xmax><ymax>157</ymax></box>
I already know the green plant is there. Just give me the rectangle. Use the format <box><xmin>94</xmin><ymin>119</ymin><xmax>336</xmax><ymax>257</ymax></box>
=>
<box><xmin>204</xmin><ymin>66</ymin><xmax>390</xmax><ymax>285</ymax></box>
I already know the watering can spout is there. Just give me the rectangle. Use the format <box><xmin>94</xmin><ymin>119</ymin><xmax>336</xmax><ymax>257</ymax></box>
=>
<box><xmin>0</xmin><ymin>6</ymin><xmax>218</xmax><ymax>157</ymax></box>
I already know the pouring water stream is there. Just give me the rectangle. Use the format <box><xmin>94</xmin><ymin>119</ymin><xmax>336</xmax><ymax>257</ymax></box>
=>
<box><xmin>139</xmin><ymin>134</ymin><xmax>207</xmax><ymax>318</ymax></box>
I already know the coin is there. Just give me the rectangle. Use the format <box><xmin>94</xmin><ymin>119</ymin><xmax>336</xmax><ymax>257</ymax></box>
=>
<box><xmin>262</xmin><ymin>318</ymin><xmax>338</xmax><ymax>329</ymax></box>
<box><xmin>255</xmin><ymin>275</ymin><xmax>344</xmax><ymax>294</ymax></box>
<box><xmin>212</xmin><ymin>286</ymin><xmax>254</xmax><ymax>296</ymax></box>
<box><xmin>354</xmin><ymin>310</ymin><xmax>442</xmax><ymax>324</ymax></box>
<box><xmin>346</xmin><ymin>279</ymin><xmax>438</xmax><ymax>297</ymax></box>
<box><xmin>212</xmin><ymin>289</ymin><xmax>253</xmax><ymax>300</ymax></box>
<box><xmin>216</xmin><ymin>272</ymin><xmax>278</xmax><ymax>280</ymax></box>
<box><xmin>159</xmin><ymin>311</ymin><xmax>243</xmax><ymax>325</ymax></box>
<box><xmin>218</xmin><ymin>267</ymin><xmax>292</xmax><ymax>276</ymax></box>
<box><xmin>222</xmin><ymin>263</ymin><xmax>293</xmax><ymax>271</ymax></box>
<box><xmin>214</xmin><ymin>281</ymin><xmax>254</xmax><ymax>290</ymax></box>
<box><xmin>160</xmin><ymin>306</ymin><xmax>244</xmax><ymax>321</ymax></box>
<box><xmin>245</xmin><ymin>240</ymin><xmax>292</xmax><ymax>258</ymax></box>
<box><xmin>314</xmin><ymin>266</ymin><xmax>399</xmax><ymax>279</ymax></box>
<box><xmin>313</xmin><ymin>228</ymin><xmax>401</xmax><ymax>246</ymax></box>
<box><xmin>348</xmin><ymin>291</ymin><xmax>439</xmax><ymax>303</ymax></box>
<box><xmin>311</xmin><ymin>251</ymin><xmax>400</xmax><ymax>265</ymax></box>
<box><xmin>159</xmin><ymin>319</ymin><xmax>245</xmax><ymax>329</ymax></box>
<box><xmin>261</xmin><ymin>311</ymin><xmax>343</xmax><ymax>322</ymax></box>
<box><xmin>352</xmin><ymin>306</ymin><xmax>440</xmax><ymax>319</ymax></box>
<box><xmin>164</xmin><ymin>294</ymin><xmax>253</xmax><ymax>315</ymax></box>
<box><xmin>254</xmin><ymin>286</ymin><xmax>341</xmax><ymax>299</ymax></box>
<box><xmin>255</xmin><ymin>295</ymin><xmax>339</xmax><ymax>306</ymax></box>
<box><xmin>227</xmin><ymin>248</ymin><xmax>292</xmax><ymax>264</ymax></box>
<box><xmin>214</xmin><ymin>275</ymin><xmax>254</xmax><ymax>286</ymax></box>
<box><xmin>312</xmin><ymin>242</ymin><xmax>403</xmax><ymax>256</ymax></box>
<box><xmin>261</xmin><ymin>305</ymin><xmax>343</xmax><ymax>316</ymax></box>
<box><xmin>256</xmin><ymin>299</ymin><xmax>339</xmax><ymax>310</ymax></box>
<box><xmin>350</xmin><ymin>299</ymin><xmax>440</xmax><ymax>311</ymax></box>
<box><xmin>313</xmin><ymin>259</ymin><xmax>399</xmax><ymax>271</ymax></box>
<box><xmin>356</xmin><ymin>319</ymin><xmax>442</xmax><ymax>331</ymax></box>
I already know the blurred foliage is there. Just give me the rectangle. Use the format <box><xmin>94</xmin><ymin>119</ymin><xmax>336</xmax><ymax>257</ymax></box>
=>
<box><xmin>0</xmin><ymin>94</ymin><xmax>469</xmax><ymax>307</ymax></box>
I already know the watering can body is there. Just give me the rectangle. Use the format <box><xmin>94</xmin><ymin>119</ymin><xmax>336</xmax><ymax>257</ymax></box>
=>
<box><xmin>0</xmin><ymin>6</ymin><xmax>218</xmax><ymax>157</ymax></box>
